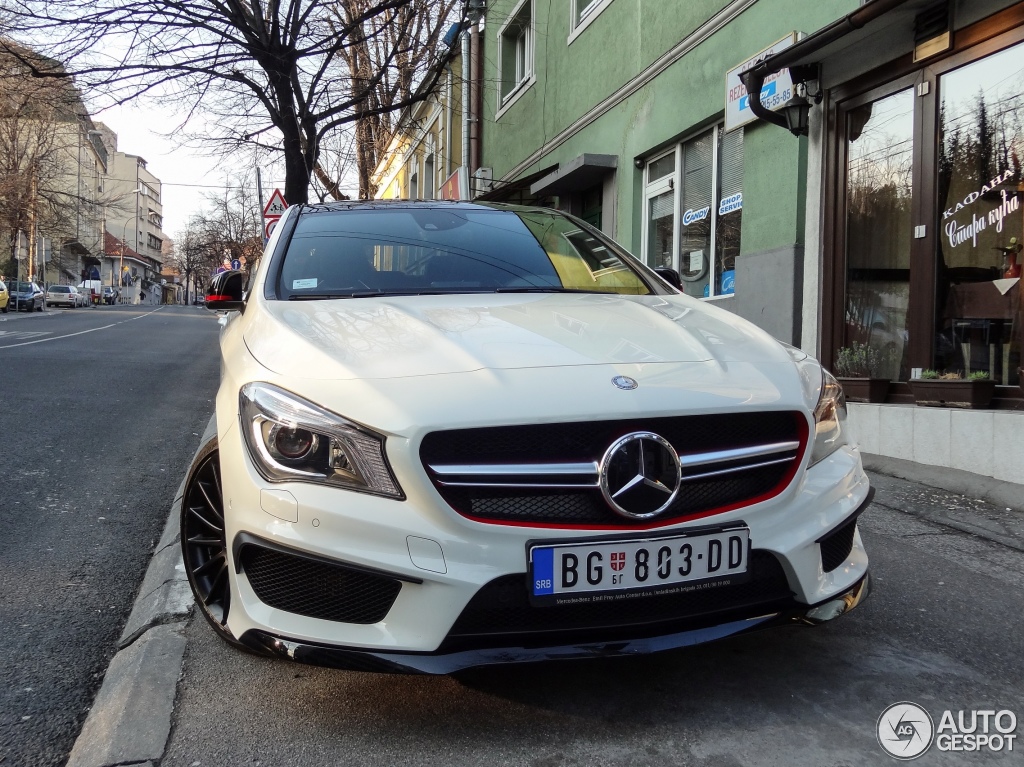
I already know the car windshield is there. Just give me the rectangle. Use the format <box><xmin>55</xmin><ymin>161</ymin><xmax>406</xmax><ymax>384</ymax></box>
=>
<box><xmin>276</xmin><ymin>206</ymin><xmax>656</xmax><ymax>299</ymax></box>
<box><xmin>11</xmin><ymin>282</ymin><xmax>33</xmax><ymax>292</ymax></box>
<box><xmin>49</xmin><ymin>286</ymin><xmax>69</xmax><ymax>292</ymax></box>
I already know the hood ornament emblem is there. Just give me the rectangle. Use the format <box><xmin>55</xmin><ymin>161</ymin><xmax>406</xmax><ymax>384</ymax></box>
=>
<box><xmin>611</xmin><ymin>376</ymin><xmax>638</xmax><ymax>390</ymax></box>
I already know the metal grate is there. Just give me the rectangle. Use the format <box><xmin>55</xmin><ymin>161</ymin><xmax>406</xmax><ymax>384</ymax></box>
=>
<box><xmin>239</xmin><ymin>544</ymin><xmax>402</xmax><ymax>624</ymax></box>
<box><xmin>442</xmin><ymin>550</ymin><xmax>794</xmax><ymax>650</ymax></box>
<box><xmin>819</xmin><ymin>518</ymin><xmax>858</xmax><ymax>573</ymax></box>
<box><xmin>421</xmin><ymin>412</ymin><xmax>804</xmax><ymax>527</ymax></box>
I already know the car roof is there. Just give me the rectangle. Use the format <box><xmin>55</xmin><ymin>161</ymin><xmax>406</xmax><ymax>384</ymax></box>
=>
<box><xmin>293</xmin><ymin>200</ymin><xmax>554</xmax><ymax>216</ymax></box>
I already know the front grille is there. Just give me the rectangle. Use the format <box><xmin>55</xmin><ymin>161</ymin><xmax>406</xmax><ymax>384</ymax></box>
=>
<box><xmin>819</xmin><ymin>518</ymin><xmax>858</xmax><ymax>572</ymax></box>
<box><xmin>441</xmin><ymin>550</ymin><xmax>793</xmax><ymax>651</ymax></box>
<box><xmin>421</xmin><ymin>412</ymin><xmax>805</xmax><ymax>527</ymax></box>
<box><xmin>239</xmin><ymin>544</ymin><xmax>402</xmax><ymax>624</ymax></box>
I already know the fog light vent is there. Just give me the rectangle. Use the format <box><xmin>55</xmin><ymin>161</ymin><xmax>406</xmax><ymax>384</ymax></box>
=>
<box><xmin>239</xmin><ymin>544</ymin><xmax>401</xmax><ymax>624</ymax></box>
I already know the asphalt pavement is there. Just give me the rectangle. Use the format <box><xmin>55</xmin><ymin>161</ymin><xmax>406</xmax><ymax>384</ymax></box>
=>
<box><xmin>0</xmin><ymin>304</ymin><xmax>221</xmax><ymax>767</ymax></box>
<box><xmin>151</xmin><ymin>474</ymin><xmax>1024</xmax><ymax>767</ymax></box>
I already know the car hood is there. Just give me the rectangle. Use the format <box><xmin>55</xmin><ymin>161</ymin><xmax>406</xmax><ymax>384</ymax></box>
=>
<box><xmin>243</xmin><ymin>293</ymin><xmax>794</xmax><ymax>381</ymax></box>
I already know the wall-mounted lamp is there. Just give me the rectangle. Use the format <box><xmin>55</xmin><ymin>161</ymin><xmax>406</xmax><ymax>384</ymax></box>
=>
<box><xmin>740</xmin><ymin>64</ymin><xmax>822</xmax><ymax>138</ymax></box>
<box><xmin>633</xmin><ymin>157</ymin><xmax>645</xmax><ymax>170</ymax></box>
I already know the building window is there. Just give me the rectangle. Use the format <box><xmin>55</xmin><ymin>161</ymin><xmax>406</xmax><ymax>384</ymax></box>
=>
<box><xmin>643</xmin><ymin>125</ymin><xmax>743</xmax><ymax>299</ymax></box>
<box><xmin>499</xmin><ymin>0</ymin><xmax>533</xmax><ymax>104</ymax></box>
<box><xmin>423</xmin><ymin>153</ymin><xmax>435</xmax><ymax>199</ymax></box>
<box><xmin>569</xmin><ymin>0</ymin><xmax>613</xmax><ymax>41</ymax></box>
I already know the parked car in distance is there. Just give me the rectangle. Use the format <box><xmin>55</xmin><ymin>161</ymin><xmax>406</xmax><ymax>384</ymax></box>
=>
<box><xmin>46</xmin><ymin>285</ymin><xmax>83</xmax><ymax>308</ymax></box>
<box><xmin>9</xmin><ymin>281</ymin><xmax>44</xmax><ymax>312</ymax></box>
<box><xmin>102</xmin><ymin>286</ymin><xmax>119</xmax><ymax>305</ymax></box>
<box><xmin>0</xmin><ymin>279</ymin><xmax>8</xmax><ymax>313</ymax></box>
<box><xmin>78</xmin><ymin>280</ymin><xmax>103</xmax><ymax>305</ymax></box>
<box><xmin>181</xmin><ymin>201</ymin><xmax>872</xmax><ymax>675</ymax></box>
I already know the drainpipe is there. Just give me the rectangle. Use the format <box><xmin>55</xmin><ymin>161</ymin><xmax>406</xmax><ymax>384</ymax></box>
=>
<box><xmin>740</xmin><ymin>0</ymin><xmax>911</xmax><ymax>132</ymax></box>
<box><xmin>469</xmin><ymin>17</ymin><xmax>481</xmax><ymax>180</ymax></box>
<box><xmin>461</xmin><ymin>23</ymin><xmax>471</xmax><ymax>185</ymax></box>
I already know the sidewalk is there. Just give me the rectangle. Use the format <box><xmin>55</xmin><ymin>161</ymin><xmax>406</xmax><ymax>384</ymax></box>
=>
<box><xmin>64</xmin><ymin>450</ymin><xmax>1024</xmax><ymax>767</ymax></box>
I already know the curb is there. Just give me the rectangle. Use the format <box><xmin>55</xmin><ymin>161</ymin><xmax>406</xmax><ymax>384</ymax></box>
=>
<box><xmin>65</xmin><ymin>417</ymin><xmax>215</xmax><ymax>767</ymax></box>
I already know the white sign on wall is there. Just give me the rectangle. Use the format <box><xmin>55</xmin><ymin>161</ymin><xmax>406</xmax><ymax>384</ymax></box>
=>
<box><xmin>725</xmin><ymin>33</ymin><xmax>798</xmax><ymax>132</ymax></box>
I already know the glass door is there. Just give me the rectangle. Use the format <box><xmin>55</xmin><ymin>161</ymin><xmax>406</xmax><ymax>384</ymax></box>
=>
<box><xmin>842</xmin><ymin>88</ymin><xmax>915</xmax><ymax>381</ymax></box>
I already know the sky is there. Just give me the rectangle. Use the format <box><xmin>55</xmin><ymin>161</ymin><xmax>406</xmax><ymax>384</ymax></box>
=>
<box><xmin>93</xmin><ymin>100</ymin><xmax>286</xmax><ymax>242</ymax></box>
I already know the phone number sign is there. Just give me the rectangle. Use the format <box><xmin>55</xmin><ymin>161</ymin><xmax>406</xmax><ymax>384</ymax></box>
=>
<box><xmin>725</xmin><ymin>33</ymin><xmax>798</xmax><ymax>132</ymax></box>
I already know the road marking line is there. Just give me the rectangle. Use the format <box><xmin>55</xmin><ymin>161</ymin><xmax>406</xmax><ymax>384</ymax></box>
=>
<box><xmin>0</xmin><ymin>307</ymin><xmax>164</xmax><ymax>349</ymax></box>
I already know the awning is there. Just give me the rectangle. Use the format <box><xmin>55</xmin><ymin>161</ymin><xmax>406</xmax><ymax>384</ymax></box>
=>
<box><xmin>530</xmin><ymin>154</ymin><xmax>618</xmax><ymax>196</ymax></box>
<box><xmin>475</xmin><ymin>164</ymin><xmax>558</xmax><ymax>202</ymax></box>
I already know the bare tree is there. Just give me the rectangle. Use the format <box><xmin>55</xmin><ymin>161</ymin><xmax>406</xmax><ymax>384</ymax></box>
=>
<box><xmin>331</xmin><ymin>0</ymin><xmax>460</xmax><ymax>199</ymax></box>
<box><xmin>2</xmin><ymin>1</ymin><xmax>464</xmax><ymax>205</ymax></box>
<box><xmin>172</xmin><ymin>173</ymin><xmax>264</xmax><ymax>301</ymax></box>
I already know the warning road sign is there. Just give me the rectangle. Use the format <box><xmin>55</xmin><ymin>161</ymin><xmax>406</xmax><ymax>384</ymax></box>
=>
<box><xmin>263</xmin><ymin>189</ymin><xmax>288</xmax><ymax>217</ymax></box>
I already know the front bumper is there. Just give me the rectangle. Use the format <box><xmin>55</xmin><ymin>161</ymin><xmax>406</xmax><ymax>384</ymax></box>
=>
<box><xmin>211</xmin><ymin>399</ymin><xmax>873</xmax><ymax>666</ymax></box>
<box><xmin>238</xmin><ymin>572</ymin><xmax>871</xmax><ymax>674</ymax></box>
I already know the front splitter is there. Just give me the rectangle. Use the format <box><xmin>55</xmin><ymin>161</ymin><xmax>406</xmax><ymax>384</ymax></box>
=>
<box><xmin>239</xmin><ymin>572</ymin><xmax>871</xmax><ymax>674</ymax></box>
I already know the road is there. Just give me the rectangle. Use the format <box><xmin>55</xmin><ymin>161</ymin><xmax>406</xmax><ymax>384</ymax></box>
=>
<box><xmin>0</xmin><ymin>305</ymin><xmax>221</xmax><ymax>767</ymax></box>
<box><xmin>161</xmin><ymin>478</ymin><xmax>1024</xmax><ymax>766</ymax></box>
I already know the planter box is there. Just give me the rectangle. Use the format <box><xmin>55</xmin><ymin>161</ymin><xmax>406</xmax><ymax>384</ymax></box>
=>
<box><xmin>909</xmin><ymin>379</ymin><xmax>995</xmax><ymax>409</ymax></box>
<box><xmin>837</xmin><ymin>377</ymin><xmax>890</xmax><ymax>403</ymax></box>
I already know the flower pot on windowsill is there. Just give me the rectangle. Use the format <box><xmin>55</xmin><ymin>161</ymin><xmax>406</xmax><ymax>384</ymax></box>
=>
<box><xmin>837</xmin><ymin>377</ymin><xmax>890</xmax><ymax>404</ymax></box>
<box><xmin>908</xmin><ymin>378</ymin><xmax>996</xmax><ymax>409</ymax></box>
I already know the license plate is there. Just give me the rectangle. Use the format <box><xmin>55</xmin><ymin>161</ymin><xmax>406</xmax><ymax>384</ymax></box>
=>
<box><xmin>529</xmin><ymin>527</ymin><xmax>749</xmax><ymax>605</ymax></box>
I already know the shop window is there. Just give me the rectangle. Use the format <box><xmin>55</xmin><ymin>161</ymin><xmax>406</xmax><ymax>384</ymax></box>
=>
<box><xmin>642</xmin><ymin>126</ymin><xmax>743</xmax><ymax>299</ymax></box>
<box><xmin>833</xmin><ymin>34</ymin><xmax>1022</xmax><ymax>390</ymax></box>
<box><xmin>499</xmin><ymin>0</ymin><xmax>534</xmax><ymax>104</ymax></box>
<box><xmin>935</xmin><ymin>44</ymin><xmax>1022</xmax><ymax>384</ymax></box>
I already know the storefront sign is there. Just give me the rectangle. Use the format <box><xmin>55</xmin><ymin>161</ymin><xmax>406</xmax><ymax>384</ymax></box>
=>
<box><xmin>725</xmin><ymin>33</ymin><xmax>798</xmax><ymax>132</ymax></box>
<box><xmin>942</xmin><ymin>170</ymin><xmax>1020</xmax><ymax>249</ymax></box>
<box><xmin>682</xmin><ymin>206</ymin><xmax>710</xmax><ymax>226</ymax></box>
<box><xmin>719</xmin><ymin>193</ymin><xmax>743</xmax><ymax>215</ymax></box>
<box><xmin>440</xmin><ymin>167</ymin><xmax>469</xmax><ymax>200</ymax></box>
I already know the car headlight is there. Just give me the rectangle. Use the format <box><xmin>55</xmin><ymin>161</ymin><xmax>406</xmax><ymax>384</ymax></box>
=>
<box><xmin>239</xmin><ymin>382</ymin><xmax>404</xmax><ymax>499</ymax></box>
<box><xmin>781</xmin><ymin>344</ymin><xmax>849</xmax><ymax>466</ymax></box>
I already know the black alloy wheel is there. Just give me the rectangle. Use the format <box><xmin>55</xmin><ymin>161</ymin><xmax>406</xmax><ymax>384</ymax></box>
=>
<box><xmin>181</xmin><ymin>447</ymin><xmax>244</xmax><ymax>648</ymax></box>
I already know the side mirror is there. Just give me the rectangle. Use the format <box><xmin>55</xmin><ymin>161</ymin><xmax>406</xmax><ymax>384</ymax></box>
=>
<box><xmin>205</xmin><ymin>270</ymin><xmax>246</xmax><ymax>312</ymax></box>
<box><xmin>653</xmin><ymin>267</ymin><xmax>682</xmax><ymax>290</ymax></box>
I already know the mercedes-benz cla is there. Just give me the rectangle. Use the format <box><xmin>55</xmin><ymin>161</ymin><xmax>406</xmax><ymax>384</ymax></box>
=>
<box><xmin>182</xmin><ymin>201</ymin><xmax>871</xmax><ymax>673</ymax></box>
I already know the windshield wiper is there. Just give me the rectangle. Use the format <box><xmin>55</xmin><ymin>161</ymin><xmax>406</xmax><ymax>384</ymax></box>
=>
<box><xmin>493</xmin><ymin>287</ymin><xmax>598</xmax><ymax>293</ymax></box>
<box><xmin>287</xmin><ymin>294</ymin><xmax>355</xmax><ymax>300</ymax></box>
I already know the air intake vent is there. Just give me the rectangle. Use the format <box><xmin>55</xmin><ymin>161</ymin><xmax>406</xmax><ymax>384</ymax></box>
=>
<box><xmin>239</xmin><ymin>544</ymin><xmax>402</xmax><ymax>624</ymax></box>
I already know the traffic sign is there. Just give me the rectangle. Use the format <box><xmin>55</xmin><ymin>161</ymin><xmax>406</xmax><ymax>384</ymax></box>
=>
<box><xmin>264</xmin><ymin>218</ymin><xmax>280</xmax><ymax>239</ymax></box>
<box><xmin>263</xmin><ymin>189</ymin><xmax>288</xmax><ymax>217</ymax></box>
<box><xmin>231</xmin><ymin>259</ymin><xmax>241</xmax><ymax>271</ymax></box>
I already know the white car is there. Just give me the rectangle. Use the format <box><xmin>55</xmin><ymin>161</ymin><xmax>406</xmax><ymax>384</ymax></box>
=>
<box><xmin>183</xmin><ymin>201</ymin><xmax>871</xmax><ymax>674</ymax></box>
<box><xmin>45</xmin><ymin>284</ymin><xmax>83</xmax><ymax>308</ymax></box>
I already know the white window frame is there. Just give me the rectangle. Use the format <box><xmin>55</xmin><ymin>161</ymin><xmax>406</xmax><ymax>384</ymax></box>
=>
<box><xmin>568</xmin><ymin>0</ymin><xmax>614</xmax><ymax>45</ymax></box>
<box><xmin>495</xmin><ymin>0</ymin><xmax>536</xmax><ymax>120</ymax></box>
<box><xmin>640</xmin><ymin>124</ymin><xmax>738</xmax><ymax>301</ymax></box>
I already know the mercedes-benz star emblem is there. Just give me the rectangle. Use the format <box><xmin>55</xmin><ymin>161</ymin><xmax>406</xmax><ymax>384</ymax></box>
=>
<box><xmin>611</xmin><ymin>376</ymin><xmax>638</xmax><ymax>390</ymax></box>
<box><xmin>599</xmin><ymin>432</ymin><xmax>682</xmax><ymax>519</ymax></box>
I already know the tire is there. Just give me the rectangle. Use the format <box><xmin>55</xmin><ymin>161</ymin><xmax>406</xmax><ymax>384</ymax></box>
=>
<box><xmin>36</xmin><ymin>302</ymin><xmax>42</xmax><ymax>312</ymax></box>
<box><xmin>180</xmin><ymin>444</ymin><xmax>248</xmax><ymax>650</ymax></box>
<box><xmin>1</xmin><ymin>304</ymin><xmax>7</xmax><ymax>313</ymax></box>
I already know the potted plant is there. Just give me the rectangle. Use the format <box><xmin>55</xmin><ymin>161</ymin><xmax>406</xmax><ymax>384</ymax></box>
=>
<box><xmin>909</xmin><ymin>369</ymin><xmax>995</xmax><ymax>409</ymax></box>
<box><xmin>834</xmin><ymin>342</ymin><xmax>890</xmax><ymax>403</ymax></box>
